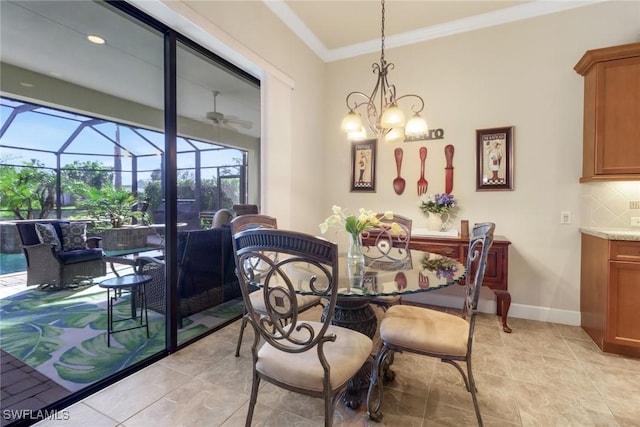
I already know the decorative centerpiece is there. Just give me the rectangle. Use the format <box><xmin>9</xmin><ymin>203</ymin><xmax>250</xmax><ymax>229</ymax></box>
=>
<box><xmin>320</xmin><ymin>206</ymin><xmax>399</xmax><ymax>284</ymax></box>
<box><xmin>421</xmin><ymin>255</ymin><xmax>458</xmax><ymax>281</ymax></box>
<box><xmin>418</xmin><ymin>193</ymin><xmax>457</xmax><ymax>231</ymax></box>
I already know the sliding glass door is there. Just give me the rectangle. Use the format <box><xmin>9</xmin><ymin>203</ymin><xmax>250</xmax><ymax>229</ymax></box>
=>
<box><xmin>0</xmin><ymin>0</ymin><xmax>259</xmax><ymax>423</ymax></box>
<box><xmin>175</xmin><ymin>41</ymin><xmax>259</xmax><ymax>345</ymax></box>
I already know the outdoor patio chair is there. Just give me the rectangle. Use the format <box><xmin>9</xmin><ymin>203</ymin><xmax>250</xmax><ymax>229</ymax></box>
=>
<box><xmin>232</xmin><ymin>204</ymin><xmax>258</xmax><ymax>216</ymax></box>
<box><xmin>134</xmin><ymin>226</ymin><xmax>240</xmax><ymax>328</ymax></box>
<box><xmin>15</xmin><ymin>220</ymin><xmax>105</xmax><ymax>288</ymax></box>
<box><xmin>232</xmin><ymin>228</ymin><xmax>373</xmax><ymax>427</ymax></box>
<box><xmin>366</xmin><ymin>222</ymin><xmax>495</xmax><ymax>426</ymax></box>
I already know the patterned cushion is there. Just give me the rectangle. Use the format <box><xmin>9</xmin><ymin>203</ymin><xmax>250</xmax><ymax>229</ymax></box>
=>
<box><xmin>59</xmin><ymin>222</ymin><xmax>87</xmax><ymax>251</ymax></box>
<box><xmin>35</xmin><ymin>223</ymin><xmax>62</xmax><ymax>250</ymax></box>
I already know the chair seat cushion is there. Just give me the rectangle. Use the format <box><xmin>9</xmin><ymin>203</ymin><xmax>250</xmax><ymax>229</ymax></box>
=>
<box><xmin>256</xmin><ymin>321</ymin><xmax>372</xmax><ymax>393</ymax></box>
<box><xmin>58</xmin><ymin>248</ymin><xmax>104</xmax><ymax>265</ymax></box>
<box><xmin>380</xmin><ymin>305</ymin><xmax>469</xmax><ymax>357</ymax></box>
<box><xmin>249</xmin><ymin>289</ymin><xmax>321</xmax><ymax>313</ymax></box>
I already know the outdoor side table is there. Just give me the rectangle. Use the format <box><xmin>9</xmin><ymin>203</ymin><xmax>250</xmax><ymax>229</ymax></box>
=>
<box><xmin>99</xmin><ymin>274</ymin><xmax>152</xmax><ymax>347</ymax></box>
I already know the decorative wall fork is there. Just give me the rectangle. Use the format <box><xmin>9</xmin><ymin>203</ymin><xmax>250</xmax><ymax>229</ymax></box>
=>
<box><xmin>417</xmin><ymin>146</ymin><xmax>428</xmax><ymax>196</ymax></box>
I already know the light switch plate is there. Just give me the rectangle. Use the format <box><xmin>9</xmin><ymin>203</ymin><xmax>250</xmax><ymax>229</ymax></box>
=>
<box><xmin>560</xmin><ymin>211</ymin><xmax>571</xmax><ymax>224</ymax></box>
<box><xmin>631</xmin><ymin>217</ymin><xmax>640</xmax><ymax>227</ymax></box>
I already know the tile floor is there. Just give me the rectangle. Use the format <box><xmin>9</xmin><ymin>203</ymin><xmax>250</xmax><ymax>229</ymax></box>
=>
<box><xmin>30</xmin><ymin>304</ymin><xmax>640</xmax><ymax>427</ymax></box>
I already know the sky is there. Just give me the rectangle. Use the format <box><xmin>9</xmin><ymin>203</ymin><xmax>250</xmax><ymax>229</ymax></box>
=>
<box><xmin>0</xmin><ymin>99</ymin><xmax>245</xmax><ymax>186</ymax></box>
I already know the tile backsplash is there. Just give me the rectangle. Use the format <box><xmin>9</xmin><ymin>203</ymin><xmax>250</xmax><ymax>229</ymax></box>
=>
<box><xmin>582</xmin><ymin>181</ymin><xmax>640</xmax><ymax>228</ymax></box>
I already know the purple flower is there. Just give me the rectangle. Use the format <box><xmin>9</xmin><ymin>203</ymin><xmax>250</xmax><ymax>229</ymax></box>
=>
<box><xmin>419</xmin><ymin>193</ymin><xmax>457</xmax><ymax>214</ymax></box>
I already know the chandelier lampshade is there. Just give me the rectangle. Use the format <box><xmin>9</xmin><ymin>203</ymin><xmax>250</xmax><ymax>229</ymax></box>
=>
<box><xmin>341</xmin><ymin>0</ymin><xmax>428</xmax><ymax>142</ymax></box>
<box><xmin>379</xmin><ymin>103</ymin><xmax>406</xmax><ymax>129</ymax></box>
<box><xmin>384</xmin><ymin>127</ymin><xmax>405</xmax><ymax>144</ymax></box>
<box><xmin>348</xmin><ymin>126</ymin><xmax>368</xmax><ymax>141</ymax></box>
<box><xmin>340</xmin><ymin>110</ymin><xmax>363</xmax><ymax>133</ymax></box>
<box><xmin>405</xmin><ymin>113</ymin><xmax>429</xmax><ymax>137</ymax></box>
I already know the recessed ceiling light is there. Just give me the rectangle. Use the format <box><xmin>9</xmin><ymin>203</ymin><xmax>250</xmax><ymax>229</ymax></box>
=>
<box><xmin>87</xmin><ymin>34</ymin><xmax>105</xmax><ymax>45</ymax></box>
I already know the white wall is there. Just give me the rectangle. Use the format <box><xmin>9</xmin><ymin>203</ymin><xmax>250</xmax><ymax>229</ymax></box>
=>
<box><xmin>325</xmin><ymin>1</ymin><xmax>639</xmax><ymax>324</ymax></box>
<box><xmin>149</xmin><ymin>0</ymin><xmax>640</xmax><ymax>325</ymax></box>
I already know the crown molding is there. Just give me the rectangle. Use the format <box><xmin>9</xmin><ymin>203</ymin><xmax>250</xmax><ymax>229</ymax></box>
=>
<box><xmin>264</xmin><ymin>0</ymin><xmax>607</xmax><ymax>63</ymax></box>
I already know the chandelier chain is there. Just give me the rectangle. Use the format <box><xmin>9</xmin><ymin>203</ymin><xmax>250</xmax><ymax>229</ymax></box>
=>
<box><xmin>380</xmin><ymin>0</ymin><xmax>385</xmax><ymax>63</ymax></box>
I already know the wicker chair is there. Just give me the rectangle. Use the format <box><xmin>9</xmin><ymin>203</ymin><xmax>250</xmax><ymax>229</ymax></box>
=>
<box><xmin>232</xmin><ymin>228</ymin><xmax>373</xmax><ymax>427</ymax></box>
<box><xmin>15</xmin><ymin>220</ymin><xmax>105</xmax><ymax>287</ymax></box>
<box><xmin>232</xmin><ymin>204</ymin><xmax>258</xmax><ymax>216</ymax></box>
<box><xmin>367</xmin><ymin>222</ymin><xmax>495</xmax><ymax>426</ymax></box>
<box><xmin>134</xmin><ymin>226</ymin><xmax>240</xmax><ymax>328</ymax></box>
<box><xmin>230</xmin><ymin>214</ymin><xmax>323</xmax><ymax>356</ymax></box>
<box><xmin>363</xmin><ymin>214</ymin><xmax>412</xmax><ymax>310</ymax></box>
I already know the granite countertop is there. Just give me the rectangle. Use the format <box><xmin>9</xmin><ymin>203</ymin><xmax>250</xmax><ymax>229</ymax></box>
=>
<box><xmin>580</xmin><ymin>227</ymin><xmax>640</xmax><ymax>241</ymax></box>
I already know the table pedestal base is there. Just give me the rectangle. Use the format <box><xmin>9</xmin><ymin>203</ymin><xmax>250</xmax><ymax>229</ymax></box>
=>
<box><xmin>322</xmin><ymin>298</ymin><xmax>394</xmax><ymax>409</ymax></box>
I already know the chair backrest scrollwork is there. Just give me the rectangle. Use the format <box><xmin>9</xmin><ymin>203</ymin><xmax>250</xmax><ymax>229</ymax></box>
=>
<box><xmin>232</xmin><ymin>228</ymin><xmax>338</xmax><ymax>354</ymax></box>
<box><xmin>363</xmin><ymin>214</ymin><xmax>412</xmax><ymax>265</ymax></box>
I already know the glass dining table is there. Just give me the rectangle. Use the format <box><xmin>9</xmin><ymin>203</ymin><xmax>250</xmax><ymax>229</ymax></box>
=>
<box><xmin>290</xmin><ymin>248</ymin><xmax>466</xmax><ymax>408</ymax></box>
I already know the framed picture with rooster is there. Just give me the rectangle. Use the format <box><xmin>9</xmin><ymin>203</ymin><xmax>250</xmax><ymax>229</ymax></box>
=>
<box><xmin>476</xmin><ymin>126</ymin><xmax>514</xmax><ymax>191</ymax></box>
<box><xmin>351</xmin><ymin>139</ymin><xmax>377</xmax><ymax>192</ymax></box>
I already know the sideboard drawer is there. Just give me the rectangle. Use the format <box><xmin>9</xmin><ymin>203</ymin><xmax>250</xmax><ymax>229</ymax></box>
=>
<box><xmin>410</xmin><ymin>241</ymin><xmax>459</xmax><ymax>258</ymax></box>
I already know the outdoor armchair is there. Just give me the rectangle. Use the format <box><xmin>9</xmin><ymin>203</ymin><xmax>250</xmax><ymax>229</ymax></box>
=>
<box><xmin>15</xmin><ymin>219</ymin><xmax>105</xmax><ymax>287</ymax></box>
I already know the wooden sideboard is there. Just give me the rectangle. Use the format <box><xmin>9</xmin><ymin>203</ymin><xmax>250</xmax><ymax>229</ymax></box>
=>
<box><xmin>409</xmin><ymin>234</ymin><xmax>512</xmax><ymax>333</ymax></box>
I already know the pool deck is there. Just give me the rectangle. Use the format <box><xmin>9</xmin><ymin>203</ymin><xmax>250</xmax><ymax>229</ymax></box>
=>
<box><xmin>0</xmin><ymin>270</ymin><xmax>28</xmax><ymax>299</ymax></box>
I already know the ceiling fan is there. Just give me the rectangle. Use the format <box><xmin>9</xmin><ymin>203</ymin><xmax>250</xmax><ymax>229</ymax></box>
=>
<box><xmin>205</xmin><ymin>90</ymin><xmax>253</xmax><ymax>130</ymax></box>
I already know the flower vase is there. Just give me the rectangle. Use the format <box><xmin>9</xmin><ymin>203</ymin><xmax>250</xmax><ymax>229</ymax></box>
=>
<box><xmin>426</xmin><ymin>213</ymin><xmax>444</xmax><ymax>231</ymax></box>
<box><xmin>347</xmin><ymin>233</ymin><xmax>365</xmax><ymax>287</ymax></box>
<box><xmin>426</xmin><ymin>212</ymin><xmax>451</xmax><ymax>231</ymax></box>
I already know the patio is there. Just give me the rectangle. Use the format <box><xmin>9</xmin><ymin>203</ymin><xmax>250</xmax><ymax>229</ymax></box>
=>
<box><xmin>0</xmin><ymin>264</ymin><xmax>244</xmax><ymax>426</ymax></box>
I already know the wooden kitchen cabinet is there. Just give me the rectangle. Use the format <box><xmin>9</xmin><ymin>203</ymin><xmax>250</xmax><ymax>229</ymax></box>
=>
<box><xmin>408</xmin><ymin>234</ymin><xmax>512</xmax><ymax>333</ymax></box>
<box><xmin>574</xmin><ymin>42</ymin><xmax>640</xmax><ymax>182</ymax></box>
<box><xmin>581</xmin><ymin>234</ymin><xmax>640</xmax><ymax>356</ymax></box>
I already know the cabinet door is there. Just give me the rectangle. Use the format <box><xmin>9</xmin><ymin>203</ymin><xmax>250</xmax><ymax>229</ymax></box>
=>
<box><xmin>462</xmin><ymin>244</ymin><xmax>507</xmax><ymax>291</ymax></box>
<box><xmin>607</xmin><ymin>261</ymin><xmax>640</xmax><ymax>348</ymax></box>
<box><xmin>595</xmin><ymin>57</ymin><xmax>640</xmax><ymax>175</ymax></box>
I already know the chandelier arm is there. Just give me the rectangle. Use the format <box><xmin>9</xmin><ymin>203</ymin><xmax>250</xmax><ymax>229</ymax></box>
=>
<box><xmin>345</xmin><ymin>91</ymin><xmax>375</xmax><ymax>111</ymax></box>
<box><xmin>394</xmin><ymin>94</ymin><xmax>425</xmax><ymax>114</ymax></box>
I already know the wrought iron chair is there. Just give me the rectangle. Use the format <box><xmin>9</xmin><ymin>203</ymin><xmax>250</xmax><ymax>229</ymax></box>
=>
<box><xmin>230</xmin><ymin>214</ymin><xmax>323</xmax><ymax>356</ymax></box>
<box><xmin>367</xmin><ymin>222</ymin><xmax>495</xmax><ymax>426</ymax></box>
<box><xmin>363</xmin><ymin>213</ymin><xmax>412</xmax><ymax>311</ymax></box>
<box><xmin>232</xmin><ymin>228</ymin><xmax>373</xmax><ymax>427</ymax></box>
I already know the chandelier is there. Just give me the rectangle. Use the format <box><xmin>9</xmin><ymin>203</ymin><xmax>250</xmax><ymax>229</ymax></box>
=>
<box><xmin>340</xmin><ymin>0</ymin><xmax>428</xmax><ymax>143</ymax></box>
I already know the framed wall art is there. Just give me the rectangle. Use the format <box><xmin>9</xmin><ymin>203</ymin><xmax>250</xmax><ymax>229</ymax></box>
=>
<box><xmin>476</xmin><ymin>126</ymin><xmax>514</xmax><ymax>191</ymax></box>
<box><xmin>351</xmin><ymin>138</ymin><xmax>377</xmax><ymax>192</ymax></box>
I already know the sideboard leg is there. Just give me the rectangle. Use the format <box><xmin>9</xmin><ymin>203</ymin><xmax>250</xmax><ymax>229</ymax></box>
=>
<box><xmin>493</xmin><ymin>290</ymin><xmax>512</xmax><ymax>333</ymax></box>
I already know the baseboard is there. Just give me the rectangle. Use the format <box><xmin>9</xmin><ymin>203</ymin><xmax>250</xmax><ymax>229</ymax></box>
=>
<box><xmin>401</xmin><ymin>287</ymin><xmax>581</xmax><ymax>326</ymax></box>
<box><xmin>508</xmin><ymin>303</ymin><xmax>580</xmax><ymax>326</ymax></box>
